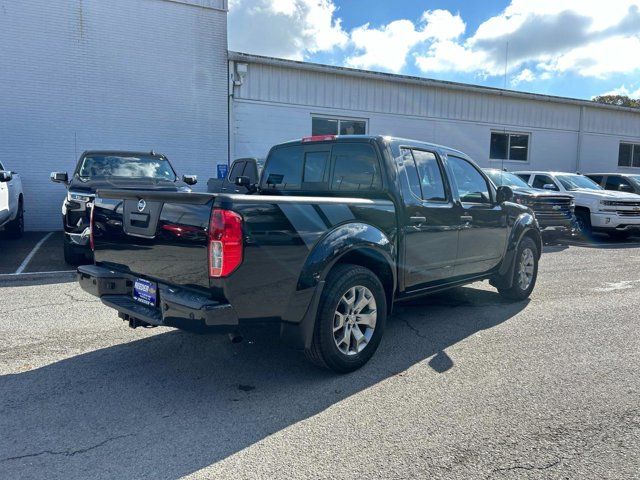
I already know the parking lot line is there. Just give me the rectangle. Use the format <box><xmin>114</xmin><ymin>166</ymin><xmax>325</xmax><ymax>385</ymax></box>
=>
<box><xmin>14</xmin><ymin>232</ymin><xmax>54</xmax><ymax>274</ymax></box>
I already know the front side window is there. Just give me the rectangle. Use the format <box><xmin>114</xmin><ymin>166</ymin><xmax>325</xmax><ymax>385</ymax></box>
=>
<box><xmin>532</xmin><ymin>174</ymin><xmax>558</xmax><ymax>191</ymax></box>
<box><xmin>312</xmin><ymin>116</ymin><xmax>367</xmax><ymax>136</ymax></box>
<box><xmin>605</xmin><ymin>175</ymin><xmax>632</xmax><ymax>191</ymax></box>
<box><xmin>448</xmin><ymin>156</ymin><xmax>491</xmax><ymax>203</ymax></box>
<box><xmin>77</xmin><ymin>154</ymin><xmax>177</xmax><ymax>180</ymax></box>
<box><xmin>490</xmin><ymin>132</ymin><xmax>530</xmax><ymax>161</ymax></box>
<box><xmin>228</xmin><ymin>161</ymin><xmax>245</xmax><ymax>183</ymax></box>
<box><xmin>484</xmin><ymin>170</ymin><xmax>530</xmax><ymax>189</ymax></box>
<box><xmin>262</xmin><ymin>146</ymin><xmax>303</xmax><ymax>190</ymax></box>
<box><xmin>331</xmin><ymin>143</ymin><xmax>381</xmax><ymax>191</ymax></box>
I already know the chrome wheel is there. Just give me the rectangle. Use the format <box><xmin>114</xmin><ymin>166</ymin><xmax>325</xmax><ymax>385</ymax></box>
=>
<box><xmin>517</xmin><ymin>248</ymin><xmax>535</xmax><ymax>290</ymax></box>
<box><xmin>333</xmin><ymin>285</ymin><xmax>377</xmax><ymax>356</ymax></box>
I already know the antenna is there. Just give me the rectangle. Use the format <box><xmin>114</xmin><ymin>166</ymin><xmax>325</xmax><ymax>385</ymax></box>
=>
<box><xmin>501</xmin><ymin>41</ymin><xmax>509</xmax><ymax>175</ymax></box>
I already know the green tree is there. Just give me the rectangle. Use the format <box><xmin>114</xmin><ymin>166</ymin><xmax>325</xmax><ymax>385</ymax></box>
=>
<box><xmin>592</xmin><ymin>95</ymin><xmax>640</xmax><ymax>108</ymax></box>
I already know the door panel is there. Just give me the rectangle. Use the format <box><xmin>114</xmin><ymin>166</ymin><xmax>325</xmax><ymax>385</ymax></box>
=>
<box><xmin>399</xmin><ymin>149</ymin><xmax>459</xmax><ymax>290</ymax></box>
<box><xmin>446</xmin><ymin>156</ymin><xmax>507</xmax><ymax>277</ymax></box>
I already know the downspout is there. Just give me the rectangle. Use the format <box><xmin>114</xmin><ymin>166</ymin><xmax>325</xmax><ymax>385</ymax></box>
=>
<box><xmin>576</xmin><ymin>106</ymin><xmax>585</xmax><ymax>173</ymax></box>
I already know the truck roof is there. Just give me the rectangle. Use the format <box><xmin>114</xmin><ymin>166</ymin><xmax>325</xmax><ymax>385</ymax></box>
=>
<box><xmin>80</xmin><ymin>150</ymin><xmax>167</xmax><ymax>158</ymax></box>
<box><xmin>275</xmin><ymin>135</ymin><xmax>471</xmax><ymax>159</ymax></box>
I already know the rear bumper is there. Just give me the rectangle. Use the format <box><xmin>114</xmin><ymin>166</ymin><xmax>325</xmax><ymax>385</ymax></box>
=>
<box><xmin>77</xmin><ymin>264</ymin><xmax>238</xmax><ymax>330</ymax></box>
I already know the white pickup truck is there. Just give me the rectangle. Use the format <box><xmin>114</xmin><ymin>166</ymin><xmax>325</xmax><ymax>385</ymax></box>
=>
<box><xmin>0</xmin><ymin>160</ymin><xmax>24</xmax><ymax>238</ymax></box>
<box><xmin>514</xmin><ymin>171</ymin><xmax>640</xmax><ymax>239</ymax></box>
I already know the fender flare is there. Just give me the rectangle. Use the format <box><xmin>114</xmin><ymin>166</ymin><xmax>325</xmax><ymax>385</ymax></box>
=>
<box><xmin>297</xmin><ymin>222</ymin><xmax>396</xmax><ymax>291</ymax></box>
<box><xmin>494</xmin><ymin>212</ymin><xmax>542</xmax><ymax>286</ymax></box>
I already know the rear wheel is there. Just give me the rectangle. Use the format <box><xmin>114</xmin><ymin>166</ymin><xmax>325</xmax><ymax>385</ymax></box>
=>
<box><xmin>5</xmin><ymin>200</ymin><xmax>24</xmax><ymax>239</ymax></box>
<box><xmin>498</xmin><ymin>236</ymin><xmax>539</xmax><ymax>301</ymax></box>
<box><xmin>305</xmin><ymin>264</ymin><xmax>387</xmax><ymax>373</ymax></box>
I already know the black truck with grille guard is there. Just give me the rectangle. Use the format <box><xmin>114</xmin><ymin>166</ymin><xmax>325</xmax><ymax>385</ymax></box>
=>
<box><xmin>78</xmin><ymin>136</ymin><xmax>542</xmax><ymax>372</ymax></box>
<box><xmin>484</xmin><ymin>169</ymin><xmax>575</xmax><ymax>234</ymax></box>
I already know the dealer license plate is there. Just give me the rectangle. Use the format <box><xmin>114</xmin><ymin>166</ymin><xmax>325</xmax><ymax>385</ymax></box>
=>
<box><xmin>133</xmin><ymin>278</ymin><xmax>158</xmax><ymax>307</ymax></box>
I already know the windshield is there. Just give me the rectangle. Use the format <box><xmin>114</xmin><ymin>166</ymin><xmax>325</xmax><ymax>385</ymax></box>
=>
<box><xmin>556</xmin><ymin>174</ymin><xmax>602</xmax><ymax>191</ymax></box>
<box><xmin>484</xmin><ymin>170</ymin><xmax>529</xmax><ymax>188</ymax></box>
<box><xmin>77</xmin><ymin>154</ymin><xmax>176</xmax><ymax>181</ymax></box>
<box><xmin>628</xmin><ymin>175</ymin><xmax>640</xmax><ymax>188</ymax></box>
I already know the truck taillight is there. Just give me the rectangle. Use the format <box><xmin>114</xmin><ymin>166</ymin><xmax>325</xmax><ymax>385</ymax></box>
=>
<box><xmin>208</xmin><ymin>209</ymin><xmax>243</xmax><ymax>278</ymax></box>
<box><xmin>301</xmin><ymin>135</ymin><xmax>336</xmax><ymax>143</ymax></box>
<box><xmin>89</xmin><ymin>203</ymin><xmax>95</xmax><ymax>251</ymax></box>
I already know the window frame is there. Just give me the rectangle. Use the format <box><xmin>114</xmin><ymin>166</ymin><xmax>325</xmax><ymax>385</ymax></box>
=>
<box><xmin>446</xmin><ymin>155</ymin><xmax>494</xmax><ymax>205</ymax></box>
<box><xmin>329</xmin><ymin>142</ymin><xmax>383</xmax><ymax>193</ymax></box>
<box><xmin>311</xmin><ymin>115</ymin><xmax>368</xmax><ymax>136</ymax></box>
<box><xmin>618</xmin><ymin>142</ymin><xmax>640</xmax><ymax>168</ymax></box>
<box><xmin>399</xmin><ymin>147</ymin><xmax>450</xmax><ymax>203</ymax></box>
<box><xmin>489</xmin><ymin>131</ymin><xmax>531</xmax><ymax>162</ymax></box>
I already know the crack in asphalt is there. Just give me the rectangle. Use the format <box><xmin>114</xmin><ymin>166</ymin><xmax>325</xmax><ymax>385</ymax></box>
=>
<box><xmin>398</xmin><ymin>316</ymin><xmax>428</xmax><ymax>339</ymax></box>
<box><xmin>492</xmin><ymin>458</ymin><xmax>561</xmax><ymax>474</ymax></box>
<box><xmin>0</xmin><ymin>433</ymin><xmax>134</xmax><ymax>463</ymax></box>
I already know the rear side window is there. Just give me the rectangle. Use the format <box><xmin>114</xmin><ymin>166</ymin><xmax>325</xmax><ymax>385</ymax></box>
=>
<box><xmin>401</xmin><ymin>149</ymin><xmax>446</xmax><ymax>201</ymax></box>
<box><xmin>331</xmin><ymin>143</ymin><xmax>381</xmax><ymax>191</ymax></box>
<box><xmin>262</xmin><ymin>146</ymin><xmax>303</xmax><ymax>190</ymax></box>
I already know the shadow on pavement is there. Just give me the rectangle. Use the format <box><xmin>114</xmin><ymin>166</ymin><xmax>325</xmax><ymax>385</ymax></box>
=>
<box><xmin>0</xmin><ymin>286</ymin><xmax>527</xmax><ymax>479</ymax></box>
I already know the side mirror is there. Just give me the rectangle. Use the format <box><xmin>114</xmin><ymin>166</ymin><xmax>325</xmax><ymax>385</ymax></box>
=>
<box><xmin>496</xmin><ymin>185</ymin><xmax>514</xmax><ymax>203</ymax></box>
<box><xmin>235</xmin><ymin>176</ymin><xmax>251</xmax><ymax>188</ymax></box>
<box><xmin>543</xmin><ymin>183</ymin><xmax>557</xmax><ymax>190</ymax></box>
<box><xmin>0</xmin><ymin>171</ymin><xmax>12</xmax><ymax>182</ymax></box>
<box><xmin>50</xmin><ymin>171</ymin><xmax>68</xmax><ymax>184</ymax></box>
<box><xmin>619</xmin><ymin>184</ymin><xmax>633</xmax><ymax>192</ymax></box>
<box><xmin>182</xmin><ymin>174</ymin><xmax>197</xmax><ymax>185</ymax></box>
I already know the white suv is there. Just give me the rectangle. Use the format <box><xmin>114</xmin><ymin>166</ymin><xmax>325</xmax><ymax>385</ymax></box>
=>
<box><xmin>0</xmin><ymin>160</ymin><xmax>24</xmax><ymax>238</ymax></box>
<box><xmin>513</xmin><ymin>171</ymin><xmax>640</xmax><ymax>239</ymax></box>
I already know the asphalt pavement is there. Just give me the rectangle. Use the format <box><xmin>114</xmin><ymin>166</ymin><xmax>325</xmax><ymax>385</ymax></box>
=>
<box><xmin>0</xmin><ymin>240</ymin><xmax>639</xmax><ymax>479</ymax></box>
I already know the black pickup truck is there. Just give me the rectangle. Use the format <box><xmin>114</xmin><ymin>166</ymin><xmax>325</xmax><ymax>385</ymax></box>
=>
<box><xmin>78</xmin><ymin>136</ymin><xmax>541</xmax><ymax>372</ymax></box>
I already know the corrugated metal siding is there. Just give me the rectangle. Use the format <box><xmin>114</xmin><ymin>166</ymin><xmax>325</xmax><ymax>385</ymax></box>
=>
<box><xmin>0</xmin><ymin>0</ymin><xmax>228</xmax><ymax>230</ymax></box>
<box><xmin>583</xmin><ymin>107</ymin><xmax>640</xmax><ymax>137</ymax></box>
<box><xmin>235</xmin><ymin>63</ymin><xmax>581</xmax><ymax>132</ymax></box>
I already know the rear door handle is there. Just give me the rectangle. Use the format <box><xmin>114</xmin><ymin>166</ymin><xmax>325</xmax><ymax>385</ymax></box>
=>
<box><xmin>410</xmin><ymin>216</ymin><xmax>427</xmax><ymax>224</ymax></box>
<box><xmin>460</xmin><ymin>215</ymin><xmax>473</xmax><ymax>222</ymax></box>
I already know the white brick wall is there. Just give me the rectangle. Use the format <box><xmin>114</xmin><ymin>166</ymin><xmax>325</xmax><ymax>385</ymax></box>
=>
<box><xmin>0</xmin><ymin>0</ymin><xmax>228</xmax><ymax>230</ymax></box>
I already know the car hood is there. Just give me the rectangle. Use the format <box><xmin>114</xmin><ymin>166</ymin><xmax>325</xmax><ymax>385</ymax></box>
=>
<box><xmin>68</xmin><ymin>177</ymin><xmax>190</xmax><ymax>194</ymax></box>
<box><xmin>512</xmin><ymin>187</ymin><xmax>573</xmax><ymax>198</ymax></box>
<box><xmin>567</xmin><ymin>188</ymin><xmax>639</xmax><ymax>200</ymax></box>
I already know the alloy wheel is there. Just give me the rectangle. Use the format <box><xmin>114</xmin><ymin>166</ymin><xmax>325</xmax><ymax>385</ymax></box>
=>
<box><xmin>333</xmin><ymin>285</ymin><xmax>377</xmax><ymax>355</ymax></box>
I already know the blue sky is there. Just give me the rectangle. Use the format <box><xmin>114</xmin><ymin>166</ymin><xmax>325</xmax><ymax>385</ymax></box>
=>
<box><xmin>228</xmin><ymin>0</ymin><xmax>640</xmax><ymax>100</ymax></box>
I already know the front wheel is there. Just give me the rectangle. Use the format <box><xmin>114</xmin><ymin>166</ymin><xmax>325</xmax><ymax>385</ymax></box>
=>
<box><xmin>498</xmin><ymin>236</ymin><xmax>539</xmax><ymax>301</ymax></box>
<box><xmin>5</xmin><ymin>201</ymin><xmax>24</xmax><ymax>239</ymax></box>
<box><xmin>305</xmin><ymin>264</ymin><xmax>387</xmax><ymax>373</ymax></box>
<box><xmin>574</xmin><ymin>210</ymin><xmax>592</xmax><ymax>238</ymax></box>
<box><xmin>63</xmin><ymin>239</ymin><xmax>86</xmax><ymax>265</ymax></box>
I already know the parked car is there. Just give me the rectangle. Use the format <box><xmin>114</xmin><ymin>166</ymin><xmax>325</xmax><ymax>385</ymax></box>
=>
<box><xmin>514</xmin><ymin>171</ymin><xmax>640</xmax><ymax>239</ymax></box>
<box><xmin>484</xmin><ymin>169</ymin><xmax>575</xmax><ymax>234</ymax></box>
<box><xmin>585</xmin><ymin>173</ymin><xmax>640</xmax><ymax>195</ymax></box>
<box><xmin>78</xmin><ymin>136</ymin><xmax>541</xmax><ymax>373</ymax></box>
<box><xmin>207</xmin><ymin>158</ymin><xmax>263</xmax><ymax>194</ymax></box>
<box><xmin>0</xmin><ymin>160</ymin><xmax>24</xmax><ymax>238</ymax></box>
<box><xmin>51</xmin><ymin>150</ymin><xmax>197</xmax><ymax>264</ymax></box>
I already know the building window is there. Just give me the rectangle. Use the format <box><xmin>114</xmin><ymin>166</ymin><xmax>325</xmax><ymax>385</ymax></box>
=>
<box><xmin>490</xmin><ymin>132</ymin><xmax>529</xmax><ymax>161</ymax></box>
<box><xmin>312</xmin><ymin>116</ymin><xmax>367</xmax><ymax>136</ymax></box>
<box><xmin>618</xmin><ymin>142</ymin><xmax>640</xmax><ymax>167</ymax></box>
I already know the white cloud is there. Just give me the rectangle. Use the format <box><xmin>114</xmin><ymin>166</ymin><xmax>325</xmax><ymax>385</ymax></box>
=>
<box><xmin>599</xmin><ymin>84</ymin><xmax>640</xmax><ymax>98</ymax></box>
<box><xmin>415</xmin><ymin>0</ymin><xmax>640</xmax><ymax>79</ymax></box>
<box><xmin>346</xmin><ymin>10</ymin><xmax>465</xmax><ymax>72</ymax></box>
<box><xmin>511</xmin><ymin>68</ymin><xmax>535</xmax><ymax>86</ymax></box>
<box><xmin>228</xmin><ymin>0</ymin><xmax>348</xmax><ymax>60</ymax></box>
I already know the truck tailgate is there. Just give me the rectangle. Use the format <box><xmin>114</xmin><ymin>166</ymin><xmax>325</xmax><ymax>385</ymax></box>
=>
<box><xmin>92</xmin><ymin>189</ymin><xmax>214</xmax><ymax>290</ymax></box>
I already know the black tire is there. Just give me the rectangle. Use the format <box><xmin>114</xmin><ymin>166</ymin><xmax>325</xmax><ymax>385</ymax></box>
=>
<box><xmin>574</xmin><ymin>210</ymin><xmax>592</xmax><ymax>239</ymax></box>
<box><xmin>63</xmin><ymin>239</ymin><xmax>85</xmax><ymax>265</ymax></box>
<box><xmin>5</xmin><ymin>200</ymin><xmax>24</xmax><ymax>239</ymax></box>
<box><xmin>607</xmin><ymin>231</ymin><xmax>631</xmax><ymax>241</ymax></box>
<box><xmin>498</xmin><ymin>236</ymin><xmax>539</xmax><ymax>301</ymax></box>
<box><xmin>305</xmin><ymin>264</ymin><xmax>387</xmax><ymax>373</ymax></box>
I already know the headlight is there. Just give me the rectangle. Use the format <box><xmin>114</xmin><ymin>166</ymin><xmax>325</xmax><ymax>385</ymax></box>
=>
<box><xmin>67</xmin><ymin>191</ymin><xmax>93</xmax><ymax>203</ymax></box>
<box><xmin>600</xmin><ymin>200</ymin><xmax>615</xmax><ymax>207</ymax></box>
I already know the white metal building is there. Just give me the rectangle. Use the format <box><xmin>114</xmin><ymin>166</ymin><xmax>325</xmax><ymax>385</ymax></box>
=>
<box><xmin>229</xmin><ymin>52</ymin><xmax>640</xmax><ymax>177</ymax></box>
<box><xmin>1</xmin><ymin>0</ymin><xmax>229</xmax><ymax>230</ymax></box>
<box><xmin>3</xmin><ymin>0</ymin><xmax>640</xmax><ymax>231</ymax></box>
